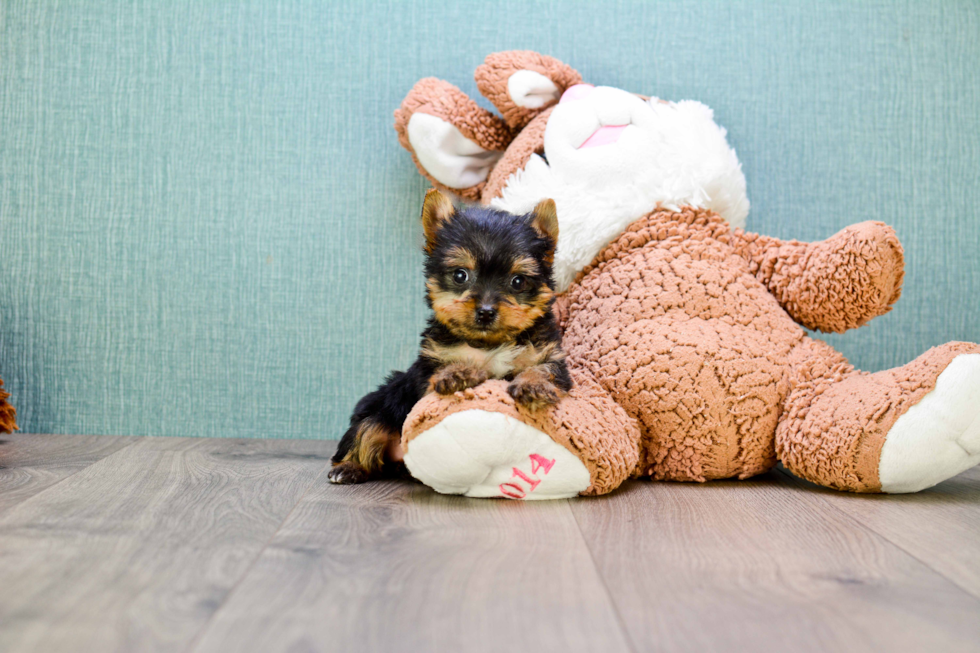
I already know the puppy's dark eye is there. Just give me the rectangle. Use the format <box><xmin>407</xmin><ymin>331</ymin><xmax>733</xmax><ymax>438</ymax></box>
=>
<box><xmin>452</xmin><ymin>269</ymin><xmax>469</xmax><ymax>285</ymax></box>
<box><xmin>510</xmin><ymin>275</ymin><xmax>526</xmax><ymax>291</ymax></box>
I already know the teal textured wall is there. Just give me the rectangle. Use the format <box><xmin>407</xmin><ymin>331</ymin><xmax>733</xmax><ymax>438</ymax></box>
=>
<box><xmin>1</xmin><ymin>0</ymin><xmax>978</xmax><ymax>439</ymax></box>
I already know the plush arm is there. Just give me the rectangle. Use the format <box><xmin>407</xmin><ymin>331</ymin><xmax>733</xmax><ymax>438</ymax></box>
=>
<box><xmin>730</xmin><ymin>221</ymin><xmax>905</xmax><ymax>333</ymax></box>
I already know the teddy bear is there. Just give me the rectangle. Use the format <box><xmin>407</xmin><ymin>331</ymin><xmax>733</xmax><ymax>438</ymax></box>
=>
<box><xmin>0</xmin><ymin>379</ymin><xmax>17</xmax><ymax>434</ymax></box>
<box><xmin>391</xmin><ymin>50</ymin><xmax>980</xmax><ymax>499</ymax></box>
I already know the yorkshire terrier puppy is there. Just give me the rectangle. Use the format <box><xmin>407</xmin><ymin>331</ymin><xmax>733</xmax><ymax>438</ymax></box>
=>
<box><xmin>328</xmin><ymin>189</ymin><xmax>572</xmax><ymax>484</ymax></box>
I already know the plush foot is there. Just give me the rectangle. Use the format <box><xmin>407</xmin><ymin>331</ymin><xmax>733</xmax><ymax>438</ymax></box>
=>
<box><xmin>403</xmin><ymin>409</ymin><xmax>591</xmax><ymax>499</ymax></box>
<box><xmin>402</xmin><ymin>375</ymin><xmax>640</xmax><ymax>499</ymax></box>
<box><xmin>327</xmin><ymin>461</ymin><xmax>370</xmax><ymax>485</ymax></box>
<box><xmin>879</xmin><ymin>354</ymin><xmax>980</xmax><ymax>493</ymax></box>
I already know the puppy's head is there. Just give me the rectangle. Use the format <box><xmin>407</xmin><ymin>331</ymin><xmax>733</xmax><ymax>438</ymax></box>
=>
<box><xmin>420</xmin><ymin>189</ymin><xmax>558</xmax><ymax>344</ymax></box>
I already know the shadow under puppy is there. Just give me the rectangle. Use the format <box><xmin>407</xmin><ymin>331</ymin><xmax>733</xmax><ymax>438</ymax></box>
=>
<box><xmin>329</xmin><ymin>189</ymin><xmax>572</xmax><ymax>484</ymax></box>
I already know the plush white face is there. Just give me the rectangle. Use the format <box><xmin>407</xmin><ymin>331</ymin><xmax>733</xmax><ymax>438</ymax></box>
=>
<box><xmin>541</xmin><ymin>85</ymin><xmax>666</xmax><ymax>183</ymax></box>
<box><xmin>492</xmin><ymin>84</ymin><xmax>749</xmax><ymax>290</ymax></box>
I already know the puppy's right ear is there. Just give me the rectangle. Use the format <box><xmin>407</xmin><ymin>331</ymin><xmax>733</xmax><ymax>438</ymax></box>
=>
<box><xmin>420</xmin><ymin>189</ymin><xmax>455</xmax><ymax>253</ymax></box>
<box><xmin>395</xmin><ymin>78</ymin><xmax>514</xmax><ymax>203</ymax></box>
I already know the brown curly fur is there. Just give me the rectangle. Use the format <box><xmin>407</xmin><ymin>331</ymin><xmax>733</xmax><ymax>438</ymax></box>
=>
<box><xmin>0</xmin><ymin>378</ymin><xmax>18</xmax><ymax>433</ymax></box>
<box><xmin>396</xmin><ymin>50</ymin><xmax>979</xmax><ymax>497</ymax></box>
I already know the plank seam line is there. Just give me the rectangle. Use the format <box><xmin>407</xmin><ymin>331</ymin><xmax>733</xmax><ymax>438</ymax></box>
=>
<box><xmin>0</xmin><ymin>435</ymin><xmax>142</xmax><ymax>516</ymax></box>
<box><xmin>180</xmin><ymin>451</ymin><xmax>335</xmax><ymax>653</ymax></box>
<box><xmin>567</xmin><ymin>498</ymin><xmax>641</xmax><ymax>653</ymax></box>
<box><xmin>773</xmin><ymin>467</ymin><xmax>980</xmax><ymax>604</ymax></box>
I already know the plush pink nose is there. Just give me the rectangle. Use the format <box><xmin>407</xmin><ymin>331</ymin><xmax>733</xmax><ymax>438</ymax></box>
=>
<box><xmin>560</xmin><ymin>83</ymin><xmax>595</xmax><ymax>103</ymax></box>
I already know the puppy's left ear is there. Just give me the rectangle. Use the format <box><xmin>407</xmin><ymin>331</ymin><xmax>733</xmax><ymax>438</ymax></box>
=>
<box><xmin>531</xmin><ymin>198</ymin><xmax>559</xmax><ymax>246</ymax></box>
<box><xmin>420</xmin><ymin>188</ymin><xmax>456</xmax><ymax>253</ymax></box>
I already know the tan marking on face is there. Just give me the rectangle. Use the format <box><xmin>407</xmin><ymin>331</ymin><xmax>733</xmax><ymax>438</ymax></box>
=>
<box><xmin>496</xmin><ymin>285</ymin><xmax>553</xmax><ymax>334</ymax></box>
<box><xmin>428</xmin><ymin>279</ymin><xmax>478</xmax><ymax>328</ymax></box>
<box><xmin>444</xmin><ymin>246</ymin><xmax>476</xmax><ymax>270</ymax></box>
<box><xmin>428</xmin><ymin>279</ymin><xmax>556</xmax><ymax>345</ymax></box>
<box><xmin>510</xmin><ymin>256</ymin><xmax>540</xmax><ymax>277</ymax></box>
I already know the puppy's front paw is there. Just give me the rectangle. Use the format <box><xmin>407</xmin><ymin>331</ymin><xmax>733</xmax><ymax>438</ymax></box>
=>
<box><xmin>327</xmin><ymin>461</ymin><xmax>369</xmax><ymax>485</ymax></box>
<box><xmin>508</xmin><ymin>377</ymin><xmax>561</xmax><ymax>411</ymax></box>
<box><xmin>431</xmin><ymin>364</ymin><xmax>488</xmax><ymax>395</ymax></box>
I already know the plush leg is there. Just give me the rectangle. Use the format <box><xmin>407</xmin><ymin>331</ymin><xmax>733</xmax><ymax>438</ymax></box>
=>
<box><xmin>777</xmin><ymin>339</ymin><xmax>980</xmax><ymax>492</ymax></box>
<box><xmin>401</xmin><ymin>369</ymin><xmax>640</xmax><ymax>499</ymax></box>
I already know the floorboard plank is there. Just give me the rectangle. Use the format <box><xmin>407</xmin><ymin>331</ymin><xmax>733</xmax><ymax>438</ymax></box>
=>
<box><xmin>570</xmin><ymin>474</ymin><xmax>980</xmax><ymax>653</ymax></box>
<box><xmin>0</xmin><ymin>433</ymin><xmax>135</xmax><ymax>513</ymax></box>
<box><xmin>776</xmin><ymin>466</ymin><xmax>980</xmax><ymax>601</ymax></box>
<box><xmin>190</xmin><ymin>478</ymin><xmax>633</xmax><ymax>653</ymax></box>
<box><xmin>0</xmin><ymin>436</ymin><xmax>333</xmax><ymax>653</ymax></box>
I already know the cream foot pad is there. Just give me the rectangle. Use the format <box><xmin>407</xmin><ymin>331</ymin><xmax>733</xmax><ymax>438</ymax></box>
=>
<box><xmin>403</xmin><ymin>409</ymin><xmax>591</xmax><ymax>500</ymax></box>
<box><xmin>880</xmin><ymin>354</ymin><xmax>980</xmax><ymax>493</ymax></box>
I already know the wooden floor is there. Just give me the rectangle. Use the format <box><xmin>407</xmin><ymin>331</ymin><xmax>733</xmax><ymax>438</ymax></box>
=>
<box><xmin>0</xmin><ymin>433</ymin><xmax>978</xmax><ymax>653</ymax></box>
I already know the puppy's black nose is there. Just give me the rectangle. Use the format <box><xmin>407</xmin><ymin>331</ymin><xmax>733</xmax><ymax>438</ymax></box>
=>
<box><xmin>475</xmin><ymin>306</ymin><xmax>497</xmax><ymax>326</ymax></box>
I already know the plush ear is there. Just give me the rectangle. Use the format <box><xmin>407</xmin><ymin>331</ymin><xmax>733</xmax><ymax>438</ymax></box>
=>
<box><xmin>395</xmin><ymin>78</ymin><xmax>514</xmax><ymax>202</ymax></box>
<box><xmin>530</xmin><ymin>198</ymin><xmax>559</xmax><ymax>248</ymax></box>
<box><xmin>420</xmin><ymin>188</ymin><xmax>456</xmax><ymax>252</ymax></box>
<box><xmin>475</xmin><ymin>51</ymin><xmax>582</xmax><ymax>129</ymax></box>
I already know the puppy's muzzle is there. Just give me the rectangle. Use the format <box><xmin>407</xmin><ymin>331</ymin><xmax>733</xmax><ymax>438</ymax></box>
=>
<box><xmin>475</xmin><ymin>306</ymin><xmax>497</xmax><ymax>328</ymax></box>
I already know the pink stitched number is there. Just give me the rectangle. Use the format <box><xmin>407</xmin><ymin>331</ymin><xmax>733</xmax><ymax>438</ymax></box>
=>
<box><xmin>511</xmin><ymin>467</ymin><xmax>541</xmax><ymax>491</ymax></box>
<box><xmin>529</xmin><ymin>454</ymin><xmax>555</xmax><ymax>475</ymax></box>
<box><xmin>498</xmin><ymin>453</ymin><xmax>557</xmax><ymax>499</ymax></box>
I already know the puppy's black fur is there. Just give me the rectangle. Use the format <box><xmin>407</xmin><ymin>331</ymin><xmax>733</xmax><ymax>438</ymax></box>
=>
<box><xmin>329</xmin><ymin>190</ymin><xmax>571</xmax><ymax>484</ymax></box>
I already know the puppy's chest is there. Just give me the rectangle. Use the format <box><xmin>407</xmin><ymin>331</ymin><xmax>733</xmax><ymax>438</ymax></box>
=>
<box><xmin>428</xmin><ymin>342</ymin><xmax>547</xmax><ymax>378</ymax></box>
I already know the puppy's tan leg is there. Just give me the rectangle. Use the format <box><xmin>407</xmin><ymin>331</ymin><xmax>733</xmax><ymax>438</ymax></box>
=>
<box><xmin>508</xmin><ymin>365</ymin><xmax>566</xmax><ymax>411</ymax></box>
<box><xmin>328</xmin><ymin>420</ymin><xmax>398</xmax><ymax>484</ymax></box>
<box><xmin>429</xmin><ymin>362</ymin><xmax>488</xmax><ymax>395</ymax></box>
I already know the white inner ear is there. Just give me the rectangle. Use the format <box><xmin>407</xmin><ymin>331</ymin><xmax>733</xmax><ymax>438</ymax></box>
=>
<box><xmin>508</xmin><ymin>70</ymin><xmax>560</xmax><ymax>109</ymax></box>
<box><xmin>407</xmin><ymin>113</ymin><xmax>503</xmax><ymax>189</ymax></box>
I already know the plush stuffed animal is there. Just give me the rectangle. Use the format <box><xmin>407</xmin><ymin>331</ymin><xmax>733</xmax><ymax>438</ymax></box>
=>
<box><xmin>0</xmin><ymin>379</ymin><xmax>17</xmax><ymax>434</ymax></box>
<box><xmin>393</xmin><ymin>50</ymin><xmax>980</xmax><ymax>499</ymax></box>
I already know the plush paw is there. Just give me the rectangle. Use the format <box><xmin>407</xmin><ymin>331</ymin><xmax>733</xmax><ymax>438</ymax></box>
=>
<box><xmin>402</xmin><ymin>409</ymin><xmax>591</xmax><ymax>500</ymax></box>
<box><xmin>327</xmin><ymin>461</ymin><xmax>369</xmax><ymax>485</ymax></box>
<box><xmin>879</xmin><ymin>354</ymin><xmax>980</xmax><ymax>493</ymax></box>
<box><xmin>431</xmin><ymin>364</ymin><xmax>489</xmax><ymax>395</ymax></box>
<box><xmin>507</xmin><ymin>377</ymin><xmax>560</xmax><ymax>410</ymax></box>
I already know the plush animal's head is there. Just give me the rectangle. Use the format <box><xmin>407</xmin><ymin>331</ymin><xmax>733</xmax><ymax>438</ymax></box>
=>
<box><xmin>396</xmin><ymin>50</ymin><xmax>750</xmax><ymax>290</ymax></box>
<box><xmin>420</xmin><ymin>189</ymin><xmax>559</xmax><ymax>345</ymax></box>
